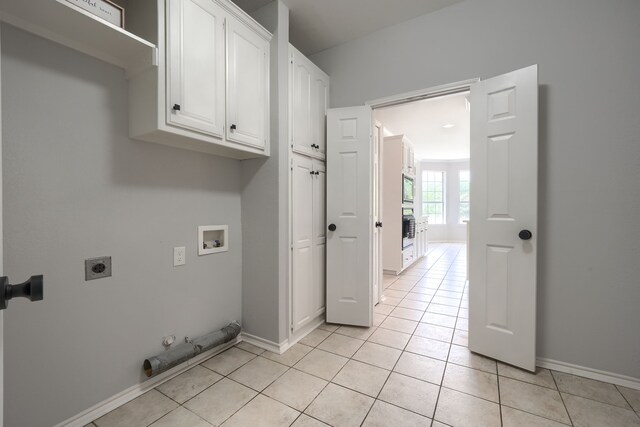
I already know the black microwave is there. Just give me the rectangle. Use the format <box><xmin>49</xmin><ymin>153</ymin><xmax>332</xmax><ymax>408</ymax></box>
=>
<box><xmin>403</xmin><ymin>174</ymin><xmax>414</xmax><ymax>203</ymax></box>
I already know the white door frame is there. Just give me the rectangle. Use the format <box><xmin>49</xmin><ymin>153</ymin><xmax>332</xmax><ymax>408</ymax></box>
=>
<box><xmin>373</xmin><ymin>120</ymin><xmax>383</xmax><ymax>305</ymax></box>
<box><xmin>0</xmin><ymin>27</ymin><xmax>5</xmax><ymax>427</ymax></box>
<box><xmin>365</xmin><ymin>77</ymin><xmax>478</xmax><ymax>308</ymax></box>
<box><xmin>366</xmin><ymin>78</ymin><xmax>479</xmax><ymax>110</ymax></box>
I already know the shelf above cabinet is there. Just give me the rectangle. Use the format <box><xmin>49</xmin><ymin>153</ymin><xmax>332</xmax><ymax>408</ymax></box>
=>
<box><xmin>0</xmin><ymin>0</ymin><xmax>158</xmax><ymax>77</ymax></box>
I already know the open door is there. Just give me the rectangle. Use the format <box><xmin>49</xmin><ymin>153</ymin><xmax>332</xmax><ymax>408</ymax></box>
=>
<box><xmin>326</xmin><ymin>106</ymin><xmax>373</xmax><ymax>326</ymax></box>
<box><xmin>468</xmin><ymin>65</ymin><xmax>538</xmax><ymax>371</ymax></box>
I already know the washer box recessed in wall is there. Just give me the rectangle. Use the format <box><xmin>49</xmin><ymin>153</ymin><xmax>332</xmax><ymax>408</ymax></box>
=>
<box><xmin>198</xmin><ymin>225</ymin><xmax>228</xmax><ymax>255</ymax></box>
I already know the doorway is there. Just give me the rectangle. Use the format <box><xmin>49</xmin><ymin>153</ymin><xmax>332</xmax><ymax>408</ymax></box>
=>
<box><xmin>371</xmin><ymin>89</ymin><xmax>471</xmax><ymax>308</ymax></box>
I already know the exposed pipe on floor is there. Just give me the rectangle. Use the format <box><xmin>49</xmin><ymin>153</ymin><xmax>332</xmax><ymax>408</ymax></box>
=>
<box><xmin>143</xmin><ymin>321</ymin><xmax>241</xmax><ymax>377</ymax></box>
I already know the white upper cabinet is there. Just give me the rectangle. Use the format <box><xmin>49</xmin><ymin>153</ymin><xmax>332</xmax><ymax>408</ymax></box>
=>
<box><xmin>226</xmin><ymin>17</ymin><xmax>269</xmax><ymax>150</ymax></box>
<box><xmin>290</xmin><ymin>45</ymin><xmax>329</xmax><ymax>160</ymax></box>
<box><xmin>167</xmin><ymin>0</ymin><xmax>226</xmax><ymax>137</ymax></box>
<box><xmin>129</xmin><ymin>0</ymin><xmax>271</xmax><ymax>159</ymax></box>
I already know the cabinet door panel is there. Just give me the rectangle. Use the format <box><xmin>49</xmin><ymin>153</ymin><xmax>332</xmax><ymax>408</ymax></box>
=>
<box><xmin>312</xmin><ymin>161</ymin><xmax>327</xmax><ymax>315</ymax></box>
<box><xmin>227</xmin><ymin>19</ymin><xmax>268</xmax><ymax>150</ymax></box>
<box><xmin>313</xmin><ymin>243</ymin><xmax>326</xmax><ymax>315</ymax></box>
<box><xmin>292</xmin><ymin>52</ymin><xmax>313</xmax><ymax>156</ymax></box>
<box><xmin>312</xmin><ymin>161</ymin><xmax>326</xmax><ymax>243</ymax></box>
<box><xmin>311</xmin><ymin>76</ymin><xmax>328</xmax><ymax>158</ymax></box>
<box><xmin>167</xmin><ymin>0</ymin><xmax>225</xmax><ymax>137</ymax></box>
<box><xmin>292</xmin><ymin>155</ymin><xmax>314</xmax><ymax>331</ymax></box>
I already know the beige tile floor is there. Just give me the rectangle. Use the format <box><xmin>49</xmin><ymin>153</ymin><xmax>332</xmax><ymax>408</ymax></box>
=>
<box><xmin>89</xmin><ymin>243</ymin><xmax>640</xmax><ymax>427</ymax></box>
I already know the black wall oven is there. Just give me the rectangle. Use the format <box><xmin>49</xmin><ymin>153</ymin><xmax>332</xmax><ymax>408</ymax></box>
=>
<box><xmin>402</xmin><ymin>208</ymin><xmax>415</xmax><ymax>249</ymax></box>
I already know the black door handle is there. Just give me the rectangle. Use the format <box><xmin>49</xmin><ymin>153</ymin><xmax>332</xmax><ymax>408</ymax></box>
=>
<box><xmin>375</xmin><ymin>222</ymin><xmax>383</xmax><ymax>228</ymax></box>
<box><xmin>328</xmin><ymin>224</ymin><xmax>337</xmax><ymax>231</ymax></box>
<box><xmin>172</xmin><ymin>104</ymin><xmax>181</xmax><ymax>111</ymax></box>
<box><xmin>519</xmin><ymin>230</ymin><xmax>533</xmax><ymax>240</ymax></box>
<box><xmin>230</xmin><ymin>124</ymin><xmax>237</xmax><ymax>130</ymax></box>
<box><xmin>1</xmin><ymin>275</ymin><xmax>44</xmax><ymax>310</ymax></box>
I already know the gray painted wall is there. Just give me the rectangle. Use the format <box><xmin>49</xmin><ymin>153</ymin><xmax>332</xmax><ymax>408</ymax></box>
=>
<box><xmin>241</xmin><ymin>0</ymin><xmax>290</xmax><ymax>345</ymax></box>
<box><xmin>312</xmin><ymin>0</ymin><xmax>640</xmax><ymax>379</ymax></box>
<box><xmin>2</xmin><ymin>25</ymin><xmax>243</xmax><ymax>426</ymax></box>
<box><xmin>418</xmin><ymin>160</ymin><xmax>469</xmax><ymax>242</ymax></box>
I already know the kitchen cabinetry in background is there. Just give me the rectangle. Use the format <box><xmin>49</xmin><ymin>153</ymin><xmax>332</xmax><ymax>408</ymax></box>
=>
<box><xmin>383</xmin><ymin>135</ymin><xmax>425</xmax><ymax>274</ymax></box>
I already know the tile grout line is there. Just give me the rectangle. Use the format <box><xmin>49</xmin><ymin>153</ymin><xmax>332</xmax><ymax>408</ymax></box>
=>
<box><xmin>550</xmin><ymin>369</ymin><xmax>575</xmax><ymax>426</ymax></box>
<box><xmin>613</xmin><ymin>384</ymin><xmax>640</xmax><ymax>419</ymax></box>
<box><xmin>358</xmin><ymin>289</ymin><xmax>422</xmax><ymax>426</ymax></box>
<box><xmin>428</xmin><ymin>244</ymin><xmax>465</xmax><ymax>425</ymax></box>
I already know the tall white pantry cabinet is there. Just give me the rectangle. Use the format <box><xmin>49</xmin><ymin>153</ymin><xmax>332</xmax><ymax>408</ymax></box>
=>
<box><xmin>290</xmin><ymin>45</ymin><xmax>330</xmax><ymax>334</ymax></box>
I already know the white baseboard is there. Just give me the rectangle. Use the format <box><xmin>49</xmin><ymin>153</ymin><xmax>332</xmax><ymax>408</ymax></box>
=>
<box><xmin>537</xmin><ymin>357</ymin><xmax>640</xmax><ymax>391</ymax></box>
<box><xmin>242</xmin><ymin>315</ymin><xmax>325</xmax><ymax>355</ymax></box>
<box><xmin>287</xmin><ymin>315</ymin><xmax>325</xmax><ymax>349</ymax></box>
<box><xmin>241</xmin><ymin>332</ymin><xmax>289</xmax><ymax>354</ymax></box>
<box><xmin>56</xmin><ymin>337</ymin><xmax>240</xmax><ymax>427</ymax></box>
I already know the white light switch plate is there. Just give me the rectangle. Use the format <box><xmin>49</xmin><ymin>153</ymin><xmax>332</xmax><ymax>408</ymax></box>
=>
<box><xmin>174</xmin><ymin>246</ymin><xmax>186</xmax><ymax>266</ymax></box>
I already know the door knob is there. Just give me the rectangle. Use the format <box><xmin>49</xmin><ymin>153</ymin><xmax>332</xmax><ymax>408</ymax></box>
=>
<box><xmin>518</xmin><ymin>230</ymin><xmax>533</xmax><ymax>240</ymax></box>
<box><xmin>172</xmin><ymin>104</ymin><xmax>181</xmax><ymax>111</ymax></box>
<box><xmin>375</xmin><ymin>222</ymin><xmax>383</xmax><ymax>228</ymax></box>
<box><xmin>328</xmin><ymin>224</ymin><xmax>337</xmax><ymax>231</ymax></box>
<box><xmin>0</xmin><ymin>275</ymin><xmax>44</xmax><ymax>310</ymax></box>
<box><xmin>230</xmin><ymin>124</ymin><xmax>237</xmax><ymax>131</ymax></box>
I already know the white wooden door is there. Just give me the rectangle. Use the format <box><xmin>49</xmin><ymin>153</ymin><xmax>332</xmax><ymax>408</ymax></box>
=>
<box><xmin>226</xmin><ymin>18</ymin><xmax>268</xmax><ymax>150</ymax></box>
<box><xmin>372</xmin><ymin>121</ymin><xmax>384</xmax><ymax>305</ymax></box>
<box><xmin>291</xmin><ymin>154</ymin><xmax>314</xmax><ymax>331</ymax></box>
<box><xmin>326</xmin><ymin>107</ymin><xmax>373</xmax><ymax>326</ymax></box>
<box><xmin>312</xmin><ymin>161</ymin><xmax>327</xmax><ymax>317</ymax></box>
<box><xmin>167</xmin><ymin>0</ymin><xmax>225</xmax><ymax>137</ymax></box>
<box><xmin>469</xmin><ymin>65</ymin><xmax>538</xmax><ymax>371</ymax></box>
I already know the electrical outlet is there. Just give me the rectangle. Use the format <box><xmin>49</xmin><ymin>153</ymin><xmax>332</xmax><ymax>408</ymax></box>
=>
<box><xmin>85</xmin><ymin>257</ymin><xmax>112</xmax><ymax>281</ymax></box>
<box><xmin>174</xmin><ymin>247</ymin><xmax>186</xmax><ymax>266</ymax></box>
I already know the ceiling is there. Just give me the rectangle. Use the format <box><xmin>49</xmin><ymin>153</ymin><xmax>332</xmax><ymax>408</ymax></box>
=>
<box><xmin>376</xmin><ymin>92</ymin><xmax>470</xmax><ymax>161</ymax></box>
<box><xmin>232</xmin><ymin>0</ymin><xmax>464</xmax><ymax>55</ymax></box>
